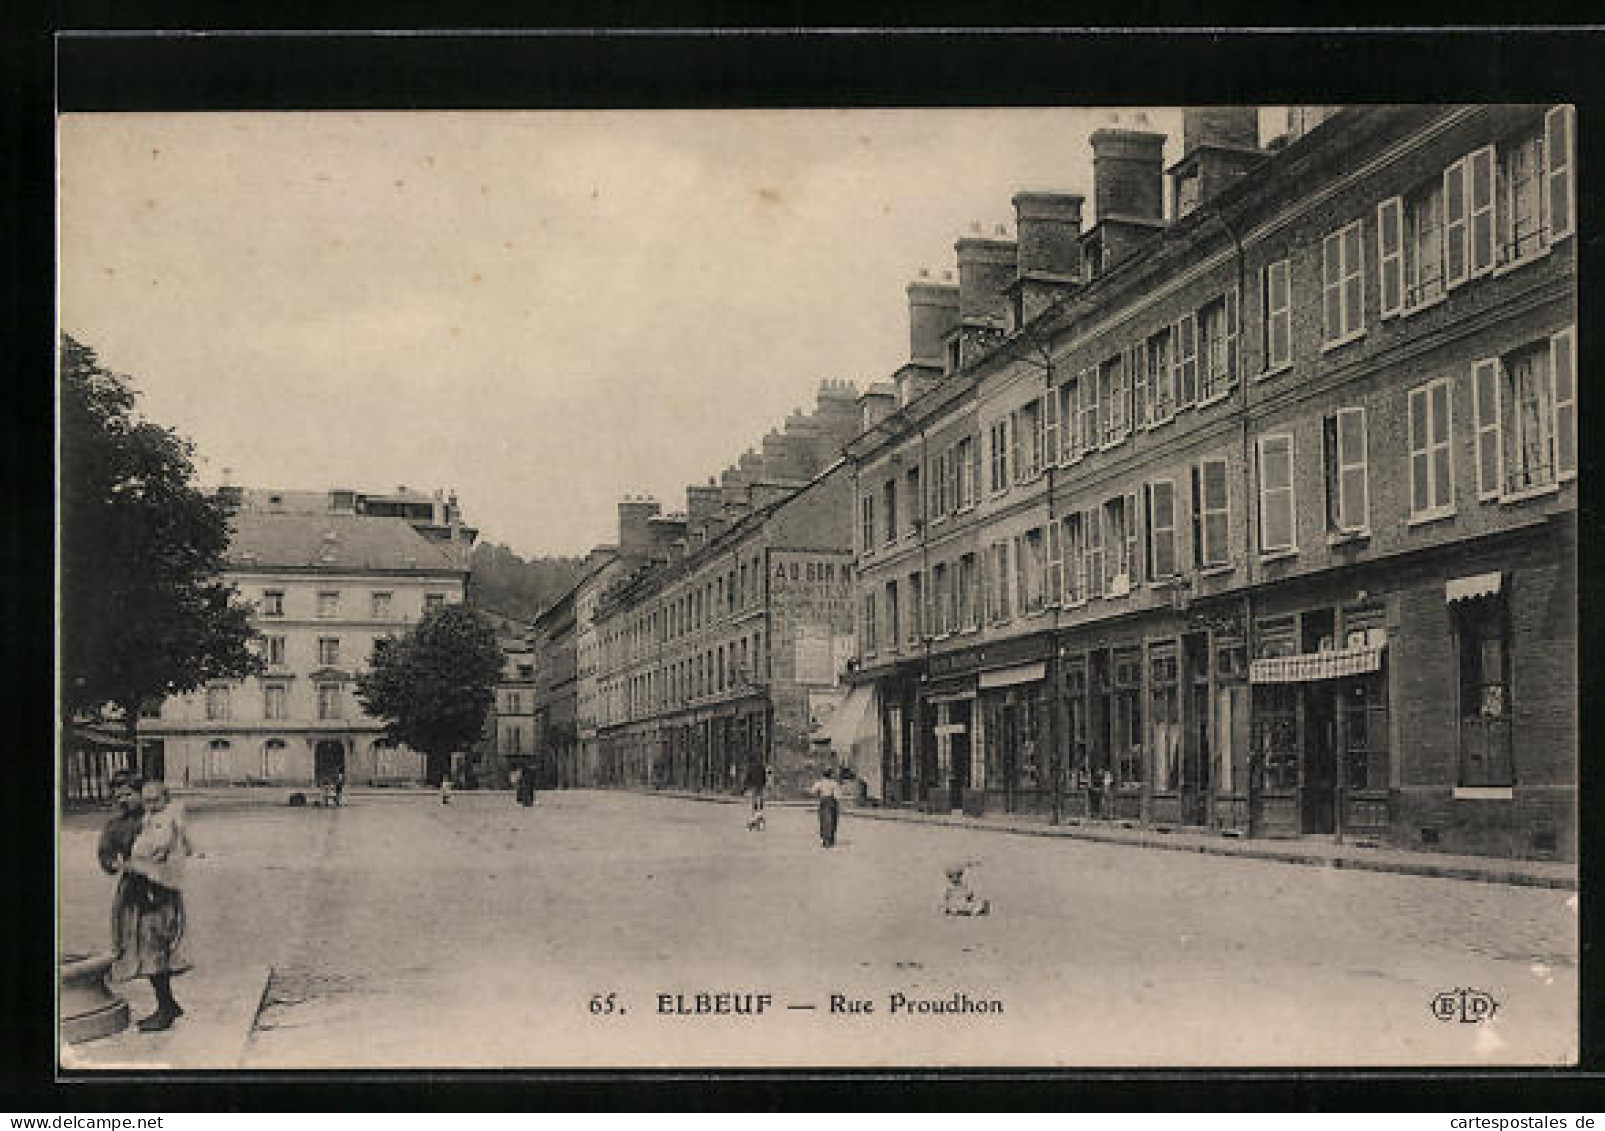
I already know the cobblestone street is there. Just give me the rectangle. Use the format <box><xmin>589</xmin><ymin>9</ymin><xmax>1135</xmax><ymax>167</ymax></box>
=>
<box><xmin>59</xmin><ymin>791</ymin><xmax>1578</xmax><ymax>1069</ymax></box>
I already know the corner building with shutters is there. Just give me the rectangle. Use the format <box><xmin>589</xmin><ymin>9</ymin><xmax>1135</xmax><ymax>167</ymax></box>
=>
<box><xmin>845</xmin><ymin>105</ymin><xmax>1575</xmax><ymax>861</ymax></box>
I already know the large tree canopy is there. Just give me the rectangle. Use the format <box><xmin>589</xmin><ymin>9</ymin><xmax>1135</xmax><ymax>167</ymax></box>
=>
<box><xmin>59</xmin><ymin>335</ymin><xmax>261</xmax><ymax>738</ymax></box>
<box><xmin>356</xmin><ymin>603</ymin><xmax>503</xmax><ymax>785</ymax></box>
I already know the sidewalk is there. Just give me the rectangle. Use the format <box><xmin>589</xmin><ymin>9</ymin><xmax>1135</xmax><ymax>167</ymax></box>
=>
<box><xmin>637</xmin><ymin>788</ymin><xmax>1576</xmax><ymax>890</ymax></box>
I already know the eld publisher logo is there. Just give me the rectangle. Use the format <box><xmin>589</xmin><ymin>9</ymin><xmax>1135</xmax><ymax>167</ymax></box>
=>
<box><xmin>1430</xmin><ymin>987</ymin><xmax>1500</xmax><ymax>1024</ymax></box>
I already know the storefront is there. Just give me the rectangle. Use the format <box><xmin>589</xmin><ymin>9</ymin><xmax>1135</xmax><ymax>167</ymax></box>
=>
<box><xmin>1249</xmin><ymin>604</ymin><xmax>1390</xmax><ymax>839</ymax></box>
<box><xmin>978</xmin><ymin>662</ymin><xmax>1050</xmax><ymax>815</ymax></box>
<box><xmin>916</xmin><ymin>648</ymin><xmax>982</xmax><ymax>814</ymax></box>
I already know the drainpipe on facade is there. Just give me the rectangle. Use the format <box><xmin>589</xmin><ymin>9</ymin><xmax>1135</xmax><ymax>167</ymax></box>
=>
<box><xmin>996</xmin><ymin>322</ymin><xmax>1064</xmax><ymax>824</ymax></box>
<box><xmin>915</xmin><ymin>419</ymin><xmax>931</xmax><ymax>812</ymax></box>
<box><xmin>1198</xmin><ymin>202</ymin><xmax>1264</xmax><ymax>843</ymax></box>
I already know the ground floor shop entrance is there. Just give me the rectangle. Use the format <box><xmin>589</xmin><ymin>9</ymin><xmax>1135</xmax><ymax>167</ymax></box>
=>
<box><xmin>1249</xmin><ymin>606</ymin><xmax>1389</xmax><ymax>839</ymax></box>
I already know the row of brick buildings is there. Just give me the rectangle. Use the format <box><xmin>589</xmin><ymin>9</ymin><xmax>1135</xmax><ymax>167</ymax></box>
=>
<box><xmin>530</xmin><ymin>104</ymin><xmax>1574</xmax><ymax>861</ymax></box>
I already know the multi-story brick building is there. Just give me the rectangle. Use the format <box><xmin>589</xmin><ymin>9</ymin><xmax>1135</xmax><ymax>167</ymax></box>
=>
<box><xmin>591</xmin><ymin>382</ymin><xmax>864</xmax><ymax>798</ymax></box>
<box><xmin>846</xmin><ymin>105</ymin><xmax>1575</xmax><ymax>860</ymax></box>
<box><xmin>140</xmin><ymin>486</ymin><xmax>475</xmax><ymax>787</ymax></box>
<box><xmin>531</xmin><ymin>586</ymin><xmax>577</xmax><ymax>788</ymax></box>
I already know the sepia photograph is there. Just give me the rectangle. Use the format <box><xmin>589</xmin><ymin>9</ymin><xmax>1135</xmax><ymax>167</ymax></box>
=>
<box><xmin>56</xmin><ymin>88</ymin><xmax>1579</xmax><ymax>1072</ymax></box>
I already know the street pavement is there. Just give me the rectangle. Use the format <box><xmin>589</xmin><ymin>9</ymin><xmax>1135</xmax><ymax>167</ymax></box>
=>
<box><xmin>58</xmin><ymin>789</ymin><xmax>1578</xmax><ymax>1069</ymax></box>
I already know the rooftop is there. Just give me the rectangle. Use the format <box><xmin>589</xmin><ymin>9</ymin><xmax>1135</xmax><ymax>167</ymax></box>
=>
<box><xmin>225</xmin><ymin>511</ymin><xmax>467</xmax><ymax>573</ymax></box>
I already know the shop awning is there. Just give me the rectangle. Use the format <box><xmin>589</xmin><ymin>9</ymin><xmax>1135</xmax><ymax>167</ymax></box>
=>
<box><xmin>1446</xmin><ymin>572</ymin><xmax>1503</xmax><ymax>604</ymax></box>
<box><xmin>1249</xmin><ymin>642</ymin><xmax>1386</xmax><ymax>685</ymax></box>
<box><xmin>825</xmin><ymin>683</ymin><xmax>878</xmax><ymax>759</ymax></box>
<box><xmin>978</xmin><ymin>661</ymin><xmax>1047</xmax><ymax>690</ymax></box>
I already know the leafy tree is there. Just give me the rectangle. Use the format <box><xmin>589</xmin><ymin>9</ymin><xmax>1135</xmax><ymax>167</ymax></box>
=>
<box><xmin>59</xmin><ymin>335</ymin><xmax>262</xmax><ymax>745</ymax></box>
<box><xmin>469</xmin><ymin>541</ymin><xmax>586</xmax><ymax>622</ymax></box>
<box><xmin>356</xmin><ymin>603</ymin><xmax>504</xmax><ymax>785</ymax></box>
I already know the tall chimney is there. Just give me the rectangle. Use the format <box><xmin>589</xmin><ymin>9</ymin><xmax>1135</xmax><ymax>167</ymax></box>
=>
<box><xmin>1090</xmin><ymin>127</ymin><xmax>1166</xmax><ymax>224</ymax></box>
<box><xmin>616</xmin><ymin>495</ymin><xmax>662</xmax><ymax>556</ymax></box>
<box><xmin>686</xmin><ymin>479</ymin><xmax>722</xmax><ymax>528</ymax></box>
<box><xmin>1013</xmin><ymin>192</ymin><xmax>1085</xmax><ymax>276</ymax></box>
<box><xmin>1172</xmin><ymin>108</ymin><xmax>1266</xmax><ymax>218</ymax></box>
<box><xmin>858</xmin><ymin>382</ymin><xmax>897</xmax><ymax>433</ymax></box>
<box><xmin>954</xmin><ymin>236</ymin><xmax>1017</xmax><ymax>325</ymax></box>
<box><xmin>812</xmin><ymin>379</ymin><xmax>863</xmax><ymax>450</ymax></box>
<box><xmin>907</xmin><ymin>277</ymin><xmax>960</xmax><ymax>367</ymax></box>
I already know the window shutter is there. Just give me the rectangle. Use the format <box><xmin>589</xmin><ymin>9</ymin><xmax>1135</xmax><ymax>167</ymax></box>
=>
<box><xmin>1153</xmin><ymin>480</ymin><xmax>1177</xmax><ymax>577</ymax></box>
<box><xmin>1551</xmin><ymin>327</ymin><xmax>1576</xmax><ymax>481</ymax></box>
<box><xmin>1190</xmin><ymin>465</ymin><xmax>1203</xmax><ymax>569</ymax></box>
<box><xmin>1225</xmin><ymin>286</ymin><xmax>1241</xmax><ymax>386</ymax></box>
<box><xmin>1179</xmin><ymin>314</ymin><xmax>1198</xmax><ymax>406</ymax></box>
<box><xmin>1087</xmin><ymin>507</ymin><xmax>1103</xmax><ymax>598</ymax></box>
<box><xmin>1010</xmin><ymin>409</ymin><xmax>1024</xmax><ymax>483</ymax></box>
<box><xmin>1322</xmin><ymin>230</ymin><xmax>1342</xmax><ymax>341</ymax></box>
<box><xmin>1013</xmin><ymin>535</ymin><xmax>1027</xmax><ymax>613</ymax></box>
<box><xmin>1545</xmin><ymin>105</ymin><xmax>1575</xmax><ymax>242</ymax></box>
<box><xmin>1125</xmin><ymin>489</ymin><xmax>1141</xmax><ymax>585</ymax></box>
<box><xmin>1444</xmin><ymin>156</ymin><xmax>1469</xmax><ymax>288</ymax></box>
<box><xmin>1408</xmin><ymin>387</ymin><xmax>1430</xmax><ymax>515</ymax></box>
<box><xmin>1047</xmin><ymin>520</ymin><xmax>1063</xmax><ymax>605</ymax></box>
<box><xmin>1132</xmin><ymin>340</ymin><xmax>1150</xmax><ymax>429</ymax></box>
<box><xmin>1043</xmin><ymin>387</ymin><xmax>1060</xmax><ymax>466</ymax></box>
<box><xmin>1169</xmin><ymin>322</ymin><xmax>1185</xmax><ymax>413</ymax></box>
<box><xmin>1378</xmin><ymin>196</ymin><xmax>1404</xmax><ymax>317</ymax></box>
<box><xmin>1111</xmin><ymin>352</ymin><xmax>1129</xmax><ymax>440</ymax></box>
<box><xmin>1468</xmin><ymin>146</ymin><xmax>1497</xmax><ymax>276</ymax></box>
<box><xmin>1337</xmin><ymin>407</ymin><xmax>1369</xmax><ymax>531</ymax></box>
<box><xmin>1472</xmin><ymin>358</ymin><xmax>1503</xmax><ymax>501</ymax></box>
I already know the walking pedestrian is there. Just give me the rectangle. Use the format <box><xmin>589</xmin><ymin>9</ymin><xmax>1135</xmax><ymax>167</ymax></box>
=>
<box><xmin>517</xmin><ymin>765</ymin><xmax>536</xmax><ymax>807</ymax></box>
<box><xmin>334</xmin><ymin>769</ymin><xmax>345</xmax><ymax>808</ymax></box>
<box><xmin>440</xmin><ymin>775</ymin><xmax>453</xmax><ymax>805</ymax></box>
<box><xmin>744</xmin><ymin>758</ymin><xmax>767</xmax><ymax>831</ymax></box>
<box><xmin>809</xmin><ymin>766</ymin><xmax>842</xmax><ymax>848</ymax></box>
<box><xmin>114</xmin><ymin>782</ymin><xmax>196</xmax><ymax>1032</ymax></box>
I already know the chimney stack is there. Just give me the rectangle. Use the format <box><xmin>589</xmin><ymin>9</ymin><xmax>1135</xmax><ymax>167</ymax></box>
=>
<box><xmin>1012</xmin><ymin>192</ymin><xmax>1085</xmax><ymax>276</ymax></box>
<box><xmin>616</xmin><ymin>495</ymin><xmax>662</xmax><ymax>556</ymax></box>
<box><xmin>907</xmin><ymin>276</ymin><xmax>961</xmax><ymax>367</ymax></box>
<box><xmin>858</xmin><ymin>382</ymin><xmax>898</xmax><ymax>434</ymax></box>
<box><xmin>812</xmin><ymin>379</ymin><xmax>863</xmax><ymax>450</ymax></box>
<box><xmin>1091</xmin><ymin>127</ymin><xmax>1166</xmax><ymax>224</ymax></box>
<box><xmin>954</xmin><ymin>235</ymin><xmax>1017</xmax><ymax>325</ymax></box>
<box><xmin>1170</xmin><ymin>107</ymin><xmax>1267</xmax><ymax>219</ymax></box>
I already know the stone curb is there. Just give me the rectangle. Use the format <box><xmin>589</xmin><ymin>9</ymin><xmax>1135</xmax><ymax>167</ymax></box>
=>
<box><xmin>638</xmin><ymin>789</ymin><xmax>1575</xmax><ymax>891</ymax></box>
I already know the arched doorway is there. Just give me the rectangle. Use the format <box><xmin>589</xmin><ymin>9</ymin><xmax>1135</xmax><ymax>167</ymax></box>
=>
<box><xmin>314</xmin><ymin>739</ymin><xmax>345</xmax><ymax>785</ymax></box>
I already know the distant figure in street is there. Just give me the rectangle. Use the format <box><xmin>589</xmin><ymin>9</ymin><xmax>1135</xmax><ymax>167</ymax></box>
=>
<box><xmin>516</xmin><ymin>766</ymin><xmax>537</xmax><ymax>807</ymax></box>
<box><xmin>745</xmin><ymin>759</ymin><xmax>766</xmax><ymax>831</ymax></box>
<box><xmin>440</xmin><ymin>775</ymin><xmax>453</xmax><ymax>805</ymax></box>
<box><xmin>114</xmin><ymin>782</ymin><xmax>196</xmax><ymax>1032</ymax></box>
<box><xmin>809</xmin><ymin>767</ymin><xmax>842</xmax><ymax>848</ymax></box>
<box><xmin>333</xmin><ymin>770</ymin><xmax>345</xmax><ymax>807</ymax></box>
<box><xmin>941</xmin><ymin>861</ymin><xmax>991</xmax><ymax>917</ymax></box>
<box><xmin>1098</xmin><ymin>767</ymin><xmax>1114</xmax><ymax>818</ymax></box>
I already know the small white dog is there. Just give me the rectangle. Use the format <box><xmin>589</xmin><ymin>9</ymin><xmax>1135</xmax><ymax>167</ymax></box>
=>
<box><xmin>941</xmin><ymin>860</ymin><xmax>990</xmax><ymax>916</ymax></box>
<box><xmin>745</xmin><ymin>811</ymin><xmax>766</xmax><ymax>832</ymax></box>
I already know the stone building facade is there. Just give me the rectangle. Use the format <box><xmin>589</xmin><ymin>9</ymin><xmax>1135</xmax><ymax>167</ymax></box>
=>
<box><xmin>139</xmin><ymin>487</ymin><xmax>473</xmax><ymax>787</ymax></box>
<box><xmin>590</xmin><ymin>382</ymin><xmax>863</xmax><ymax>799</ymax></box>
<box><xmin>847</xmin><ymin>105</ymin><xmax>1575</xmax><ymax>860</ymax></box>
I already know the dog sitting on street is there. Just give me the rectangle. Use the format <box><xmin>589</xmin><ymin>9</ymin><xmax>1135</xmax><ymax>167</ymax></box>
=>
<box><xmin>941</xmin><ymin>862</ymin><xmax>990</xmax><ymax>916</ymax></box>
<box><xmin>745</xmin><ymin>811</ymin><xmax>766</xmax><ymax>832</ymax></box>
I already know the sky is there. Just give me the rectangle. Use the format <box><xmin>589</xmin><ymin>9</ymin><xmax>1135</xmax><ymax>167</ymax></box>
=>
<box><xmin>59</xmin><ymin>107</ymin><xmax>1213</xmax><ymax>559</ymax></box>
